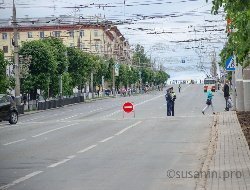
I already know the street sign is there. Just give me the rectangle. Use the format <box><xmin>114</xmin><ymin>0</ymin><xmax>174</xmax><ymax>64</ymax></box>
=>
<box><xmin>123</xmin><ymin>102</ymin><xmax>134</xmax><ymax>113</ymax></box>
<box><xmin>225</xmin><ymin>56</ymin><xmax>235</xmax><ymax>71</ymax></box>
<box><xmin>115</xmin><ymin>63</ymin><xmax>119</xmax><ymax>76</ymax></box>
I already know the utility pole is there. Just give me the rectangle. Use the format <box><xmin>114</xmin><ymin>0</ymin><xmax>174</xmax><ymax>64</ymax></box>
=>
<box><xmin>59</xmin><ymin>74</ymin><xmax>62</xmax><ymax>98</ymax></box>
<box><xmin>90</xmin><ymin>72</ymin><xmax>94</xmax><ymax>98</ymax></box>
<box><xmin>13</xmin><ymin>0</ymin><xmax>21</xmax><ymax>104</ymax></box>
<box><xmin>112</xmin><ymin>64</ymin><xmax>115</xmax><ymax>97</ymax></box>
<box><xmin>231</xmin><ymin>54</ymin><xmax>237</xmax><ymax>111</ymax></box>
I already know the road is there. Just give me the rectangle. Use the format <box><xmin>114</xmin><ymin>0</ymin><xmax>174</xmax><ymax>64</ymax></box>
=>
<box><xmin>0</xmin><ymin>84</ymin><xmax>225</xmax><ymax>190</ymax></box>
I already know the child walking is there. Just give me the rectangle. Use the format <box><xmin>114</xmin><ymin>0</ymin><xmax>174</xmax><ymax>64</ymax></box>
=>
<box><xmin>202</xmin><ymin>90</ymin><xmax>215</xmax><ymax>115</ymax></box>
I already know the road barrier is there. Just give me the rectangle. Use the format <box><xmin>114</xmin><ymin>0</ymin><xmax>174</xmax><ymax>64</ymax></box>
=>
<box><xmin>35</xmin><ymin>95</ymin><xmax>85</xmax><ymax>111</ymax></box>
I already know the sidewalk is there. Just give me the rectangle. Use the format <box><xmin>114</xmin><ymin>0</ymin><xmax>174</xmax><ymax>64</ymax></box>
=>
<box><xmin>198</xmin><ymin>111</ymin><xmax>250</xmax><ymax>189</ymax></box>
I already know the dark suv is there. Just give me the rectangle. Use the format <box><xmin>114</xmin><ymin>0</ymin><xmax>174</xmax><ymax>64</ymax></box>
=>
<box><xmin>0</xmin><ymin>94</ymin><xmax>18</xmax><ymax>124</ymax></box>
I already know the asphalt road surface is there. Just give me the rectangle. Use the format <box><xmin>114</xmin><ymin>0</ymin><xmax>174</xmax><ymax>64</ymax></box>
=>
<box><xmin>0</xmin><ymin>84</ymin><xmax>225</xmax><ymax>190</ymax></box>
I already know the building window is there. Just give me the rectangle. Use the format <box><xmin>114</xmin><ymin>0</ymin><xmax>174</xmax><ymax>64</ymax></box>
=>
<box><xmin>40</xmin><ymin>31</ymin><xmax>45</xmax><ymax>38</ymax></box>
<box><xmin>27</xmin><ymin>32</ymin><xmax>33</xmax><ymax>38</ymax></box>
<box><xmin>95</xmin><ymin>42</ymin><xmax>99</xmax><ymax>51</ymax></box>
<box><xmin>79</xmin><ymin>30</ymin><xmax>84</xmax><ymax>38</ymax></box>
<box><xmin>53</xmin><ymin>31</ymin><xmax>61</xmax><ymax>37</ymax></box>
<box><xmin>80</xmin><ymin>43</ymin><xmax>85</xmax><ymax>50</ymax></box>
<box><xmin>94</xmin><ymin>30</ymin><xmax>98</xmax><ymax>37</ymax></box>
<box><xmin>69</xmin><ymin>30</ymin><xmax>74</xmax><ymax>38</ymax></box>
<box><xmin>80</xmin><ymin>30</ymin><xmax>84</xmax><ymax>37</ymax></box>
<box><xmin>2</xmin><ymin>33</ymin><xmax>7</xmax><ymax>40</ymax></box>
<box><xmin>3</xmin><ymin>46</ymin><xmax>8</xmax><ymax>53</ymax></box>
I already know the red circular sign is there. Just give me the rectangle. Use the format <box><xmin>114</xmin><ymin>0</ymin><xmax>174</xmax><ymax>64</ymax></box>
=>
<box><xmin>123</xmin><ymin>102</ymin><xmax>134</xmax><ymax>113</ymax></box>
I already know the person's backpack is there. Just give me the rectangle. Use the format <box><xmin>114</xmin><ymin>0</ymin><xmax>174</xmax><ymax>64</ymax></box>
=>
<box><xmin>227</xmin><ymin>98</ymin><xmax>233</xmax><ymax>108</ymax></box>
<box><xmin>206</xmin><ymin>99</ymin><xmax>212</xmax><ymax>105</ymax></box>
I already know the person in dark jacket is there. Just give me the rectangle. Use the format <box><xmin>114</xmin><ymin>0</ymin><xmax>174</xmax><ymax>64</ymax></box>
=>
<box><xmin>223</xmin><ymin>80</ymin><xmax>230</xmax><ymax>111</ymax></box>
<box><xmin>178</xmin><ymin>84</ymin><xmax>181</xmax><ymax>93</ymax></box>
<box><xmin>165</xmin><ymin>87</ymin><xmax>176</xmax><ymax>116</ymax></box>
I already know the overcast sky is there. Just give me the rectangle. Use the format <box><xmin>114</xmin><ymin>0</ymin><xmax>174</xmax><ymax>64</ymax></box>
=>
<box><xmin>0</xmin><ymin>0</ymin><xmax>227</xmax><ymax>80</ymax></box>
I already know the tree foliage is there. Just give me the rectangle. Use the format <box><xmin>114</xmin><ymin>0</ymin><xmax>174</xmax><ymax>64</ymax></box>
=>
<box><xmin>208</xmin><ymin>0</ymin><xmax>250</xmax><ymax>67</ymax></box>
<box><xmin>67</xmin><ymin>47</ymin><xmax>92</xmax><ymax>91</ymax></box>
<box><xmin>0</xmin><ymin>50</ymin><xmax>14</xmax><ymax>94</ymax></box>
<box><xmin>17</xmin><ymin>40</ymin><xmax>169</xmax><ymax>98</ymax></box>
<box><xmin>132</xmin><ymin>44</ymin><xmax>151</xmax><ymax>67</ymax></box>
<box><xmin>19</xmin><ymin>40</ymin><xmax>57</xmax><ymax>98</ymax></box>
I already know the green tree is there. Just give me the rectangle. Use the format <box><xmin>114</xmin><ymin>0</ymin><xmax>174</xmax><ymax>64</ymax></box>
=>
<box><xmin>42</xmin><ymin>38</ymin><xmax>68</xmax><ymax>97</ymax></box>
<box><xmin>155</xmin><ymin>70</ymin><xmax>169</xmax><ymax>85</ymax></box>
<box><xmin>208</xmin><ymin>0</ymin><xmax>250</xmax><ymax>67</ymax></box>
<box><xmin>62</xmin><ymin>72</ymin><xmax>73</xmax><ymax>96</ymax></box>
<box><xmin>128</xmin><ymin>66</ymin><xmax>140</xmax><ymax>86</ymax></box>
<box><xmin>116</xmin><ymin>64</ymin><xmax>129</xmax><ymax>88</ymax></box>
<box><xmin>19</xmin><ymin>40</ymin><xmax>57</xmax><ymax>99</ymax></box>
<box><xmin>67</xmin><ymin>47</ymin><xmax>92</xmax><ymax>92</ymax></box>
<box><xmin>94</xmin><ymin>57</ymin><xmax>109</xmax><ymax>89</ymax></box>
<box><xmin>0</xmin><ymin>50</ymin><xmax>14</xmax><ymax>93</ymax></box>
<box><xmin>141</xmin><ymin>68</ymin><xmax>154</xmax><ymax>84</ymax></box>
<box><xmin>132</xmin><ymin>44</ymin><xmax>151</xmax><ymax>67</ymax></box>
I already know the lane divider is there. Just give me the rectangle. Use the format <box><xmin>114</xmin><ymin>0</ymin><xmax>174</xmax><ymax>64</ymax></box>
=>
<box><xmin>77</xmin><ymin>144</ymin><xmax>97</xmax><ymax>154</ymax></box>
<box><xmin>99</xmin><ymin>136</ymin><xmax>114</xmax><ymax>143</ymax></box>
<box><xmin>0</xmin><ymin>171</ymin><xmax>43</xmax><ymax>190</ymax></box>
<box><xmin>32</xmin><ymin>123</ymin><xmax>78</xmax><ymax>138</ymax></box>
<box><xmin>48</xmin><ymin>157</ymin><xmax>72</xmax><ymax>168</ymax></box>
<box><xmin>115</xmin><ymin>121</ymin><xmax>142</xmax><ymax>136</ymax></box>
<box><xmin>3</xmin><ymin>139</ymin><xmax>26</xmax><ymax>146</ymax></box>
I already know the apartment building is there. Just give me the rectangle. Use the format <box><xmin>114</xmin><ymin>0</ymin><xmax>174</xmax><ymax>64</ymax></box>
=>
<box><xmin>0</xmin><ymin>21</ymin><xmax>132</xmax><ymax>63</ymax></box>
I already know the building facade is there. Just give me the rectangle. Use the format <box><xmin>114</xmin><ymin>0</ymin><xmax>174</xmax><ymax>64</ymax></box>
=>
<box><xmin>0</xmin><ymin>23</ymin><xmax>132</xmax><ymax>63</ymax></box>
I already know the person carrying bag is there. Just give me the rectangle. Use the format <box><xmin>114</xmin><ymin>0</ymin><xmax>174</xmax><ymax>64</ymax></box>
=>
<box><xmin>202</xmin><ymin>90</ymin><xmax>215</xmax><ymax>115</ymax></box>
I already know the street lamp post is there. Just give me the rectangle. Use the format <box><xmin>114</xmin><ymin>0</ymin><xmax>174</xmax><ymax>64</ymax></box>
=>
<box><xmin>12</xmin><ymin>0</ymin><xmax>21</xmax><ymax>105</ymax></box>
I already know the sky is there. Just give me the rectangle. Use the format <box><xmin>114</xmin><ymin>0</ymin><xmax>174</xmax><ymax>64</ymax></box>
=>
<box><xmin>0</xmin><ymin>0</ymin><xmax>227</xmax><ymax>81</ymax></box>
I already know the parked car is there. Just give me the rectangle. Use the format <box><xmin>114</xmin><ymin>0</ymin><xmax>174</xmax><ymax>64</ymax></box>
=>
<box><xmin>104</xmin><ymin>89</ymin><xmax>111</xmax><ymax>96</ymax></box>
<box><xmin>0</xmin><ymin>94</ymin><xmax>18</xmax><ymax>124</ymax></box>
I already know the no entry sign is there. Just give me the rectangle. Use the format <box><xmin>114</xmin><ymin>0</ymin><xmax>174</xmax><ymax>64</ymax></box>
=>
<box><xmin>123</xmin><ymin>102</ymin><xmax>134</xmax><ymax>113</ymax></box>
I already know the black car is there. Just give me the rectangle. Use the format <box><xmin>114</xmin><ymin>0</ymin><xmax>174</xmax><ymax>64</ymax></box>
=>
<box><xmin>0</xmin><ymin>94</ymin><xmax>18</xmax><ymax>124</ymax></box>
<box><xmin>104</xmin><ymin>89</ymin><xmax>111</xmax><ymax>96</ymax></box>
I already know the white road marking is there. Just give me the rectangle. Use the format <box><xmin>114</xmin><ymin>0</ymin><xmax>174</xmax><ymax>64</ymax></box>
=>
<box><xmin>58</xmin><ymin>108</ymin><xmax>103</xmax><ymax>121</ymax></box>
<box><xmin>32</xmin><ymin>123</ymin><xmax>77</xmax><ymax>138</ymax></box>
<box><xmin>3</xmin><ymin>139</ymin><xmax>26</xmax><ymax>146</ymax></box>
<box><xmin>115</xmin><ymin>121</ymin><xmax>142</xmax><ymax>136</ymax></box>
<box><xmin>77</xmin><ymin>144</ymin><xmax>97</xmax><ymax>154</ymax></box>
<box><xmin>67</xmin><ymin>155</ymin><xmax>76</xmax><ymax>159</ymax></box>
<box><xmin>99</xmin><ymin>136</ymin><xmax>114</xmax><ymax>143</ymax></box>
<box><xmin>48</xmin><ymin>158</ymin><xmax>71</xmax><ymax>168</ymax></box>
<box><xmin>57</xmin><ymin>115</ymin><xmax>78</xmax><ymax>121</ymax></box>
<box><xmin>0</xmin><ymin>171</ymin><xmax>43</xmax><ymax>190</ymax></box>
<box><xmin>47</xmin><ymin>155</ymin><xmax>76</xmax><ymax>168</ymax></box>
<box><xmin>22</xmin><ymin>116</ymin><xmax>46</xmax><ymax>122</ymax></box>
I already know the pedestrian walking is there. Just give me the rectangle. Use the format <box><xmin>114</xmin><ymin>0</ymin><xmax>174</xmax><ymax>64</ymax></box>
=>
<box><xmin>178</xmin><ymin>84</ymin><xmax>181</xmax><ymax>93</ymax></box>
<box><xmin>223</xmin><ymin>79</ymin><xmax>230</xmax><ymax>111</ymax></box>
<box><xmin>202</xmin><ymin>90</ymin><xmax>215</xmax><ymax>115</ymax></box>
<box><xmin>165</xmin><ymin>87</ymin><xmax>176</xmax><ymax>116</ymax></box>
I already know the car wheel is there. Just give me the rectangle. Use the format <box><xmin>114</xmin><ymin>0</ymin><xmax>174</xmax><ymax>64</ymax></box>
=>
<box><xmin>9</xmin><ymin>111</ymin><xmax>18</xmax><ymax>124</ymax></box>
